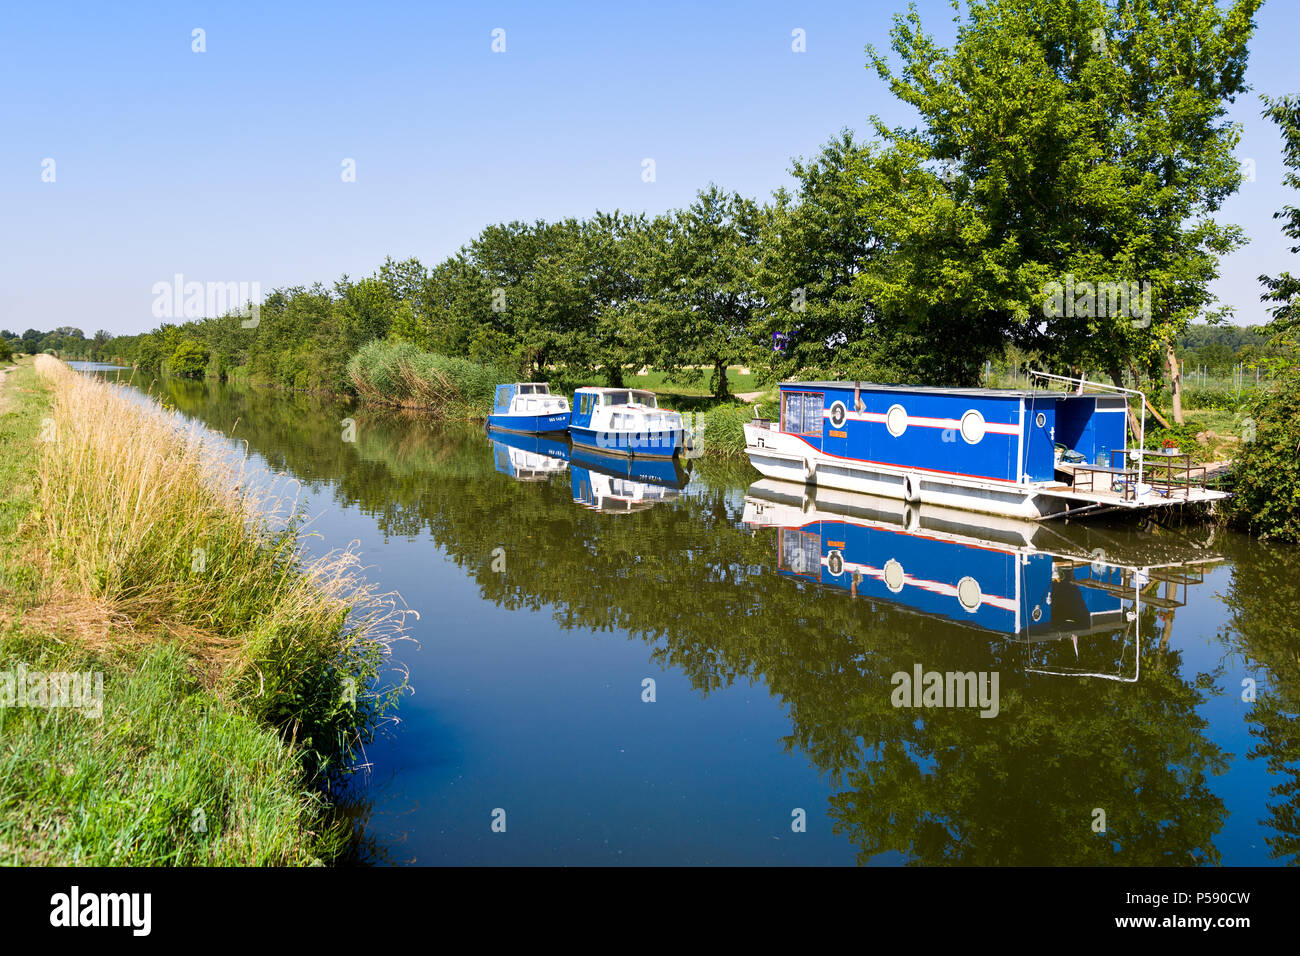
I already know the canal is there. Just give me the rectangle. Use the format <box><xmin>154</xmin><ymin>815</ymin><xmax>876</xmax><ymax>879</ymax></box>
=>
<box><xmin>79</xmin><ymin>366</ymin><xmax>1300</xmax><ymax>866</ymax></box>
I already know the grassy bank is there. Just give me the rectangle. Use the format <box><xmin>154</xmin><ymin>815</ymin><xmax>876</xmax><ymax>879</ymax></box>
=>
<box><xmin>0</xmin><ymin>357</ymin><xmax>409</xmax><ymax>864</ymax></box>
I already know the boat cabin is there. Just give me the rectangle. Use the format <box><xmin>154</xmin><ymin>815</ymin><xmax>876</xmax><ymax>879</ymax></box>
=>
<box><xmin>492</xmin><ymin>382</ymin><xmax>569</xmax><ymax>416</ymax></box>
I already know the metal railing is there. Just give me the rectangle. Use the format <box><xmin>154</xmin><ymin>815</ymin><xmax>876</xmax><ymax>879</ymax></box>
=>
<box><xmin>1028</xmin><ymin>371</ymin><xmax>1147</xmax><ymax>490</ymax></box>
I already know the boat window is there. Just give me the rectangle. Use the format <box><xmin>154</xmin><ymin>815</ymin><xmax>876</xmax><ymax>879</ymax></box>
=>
<box><xmin>602</xmin><ymin>391</ymin><xmax>631</xmax><ymax>406</ymax></box>
<box><xmin>885</xmin><ymin>404</ymin><xmax>908</xmax><ymax>437</ymax></box>
<box><xmin>960</xmin><ymin>409</ymin><xmax>986</xmax><ymax>444</ymax></box>
<box><xmin>631</xmin><ymin>391</ymin><xmax>657</xmax><ymax>407</ymax></box>
<box><xmin>882</xmin><ymin>558</ymin><xmax>905</xmax><ymax>592</ymax></box>
<box><xmin>782</xmin><ymin>391</ymin><xmax>824</xmax><ymax>436</ymax></box>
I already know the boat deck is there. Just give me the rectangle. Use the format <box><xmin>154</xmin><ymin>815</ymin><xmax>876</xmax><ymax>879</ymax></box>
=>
<box><xmin>1049</xmin><ymin>454</ymin><xmax>1228</xmax><ymax>511</ymax></box>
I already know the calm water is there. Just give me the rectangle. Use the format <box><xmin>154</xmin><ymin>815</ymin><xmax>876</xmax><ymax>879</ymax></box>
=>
<box><xmin>80</xmin><ymin>367</ymin><xmax>1300</xmax><ymax>866</ymax></box>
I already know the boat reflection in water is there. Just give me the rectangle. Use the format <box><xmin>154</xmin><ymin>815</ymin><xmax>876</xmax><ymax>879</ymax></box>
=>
<box><xmin>743</xmin><ymin>478</ymin><xmax>1222</xmax><ymax>682</ymax></box>
<box><xmin>570</xmin><ymin>445</ymin><xmax>690</xmax><ymax>514</ymax></box>
<box><xmin>488</xmin><ymin>429</ymin><xmax>570</xmax><ymax>482</ymax></box>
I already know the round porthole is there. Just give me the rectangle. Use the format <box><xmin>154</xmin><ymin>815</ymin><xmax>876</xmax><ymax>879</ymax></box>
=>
<box><xmin>1031</xmin><ymin>605</ymin><xmax>1044</xmax><ymax>622</ymax></box>
<box><xmin>829</xmin><ymin>401</ymin><xmax>847</xmax><ymax>428</ymax></box>
<box><xmin>960</xmin><ymin>409</ymin><xmax>986</xmax><ymax>444</ymax></box>
<box><xmin>883</xmin><ymin>558</ymin><xmax>905</xmax><ymax>593</ymax></box>
<box><xmin>1035</xmin><ymin>411</ymin><xmax>1047</xmax><ymax>428</ymax></box>
<box><xmin>827</xmin><ymin>550</ymin><xmax>844</xmax><ymax>576</ymax></box>
<box><xmin>886</xmin><ymin>404</ymin><xmax>908</xmax><ymax>437</ymax></box>
<box><xmin>956</xmin><ymin>576</ymin><xmax>982</xmax><ymax>612</ymax></box>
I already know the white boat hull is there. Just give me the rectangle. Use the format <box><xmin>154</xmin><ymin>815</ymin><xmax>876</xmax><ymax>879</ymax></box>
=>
<box><xmin>743</xmin><ymin>424</ymin><xmax>1226</xmax><ymax>520</ymax></box>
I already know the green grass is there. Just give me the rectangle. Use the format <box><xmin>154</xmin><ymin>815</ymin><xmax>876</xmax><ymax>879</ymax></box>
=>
<box><xmin>0</xmin><ymin>634</ymin><xmax>345</xmax><ymax>865</ymax></box>
<box><xmin>693</xmin><ymin>403</ymin><xmax>758</xmax><ymax>458</ymax></box>
<box><xmin>626</xmin><ymin>368</ymin><xmax>761</xmax><ymax>397</ymax></box>
<box><xmin>0</xmin><ymin>358</ymin><xmax>400</xmax><ymax>865</ymax></box>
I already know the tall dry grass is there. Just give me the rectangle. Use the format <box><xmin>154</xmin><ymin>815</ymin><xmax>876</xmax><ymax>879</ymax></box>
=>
<box><xmin>33</xmin><ymin>355</ymin><xmax>411</xmax><ymax>779</ymax></box>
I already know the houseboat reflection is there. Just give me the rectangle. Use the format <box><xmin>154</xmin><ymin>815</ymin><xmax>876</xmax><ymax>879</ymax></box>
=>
<box><xmin>742</xmin><ymin>479</ymin><xmax>1222</xmax><ymax>681</ymax></box>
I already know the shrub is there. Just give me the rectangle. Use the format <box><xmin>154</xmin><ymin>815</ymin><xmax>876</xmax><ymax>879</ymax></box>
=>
<box><xmin>1226</xmin><ymin>368</ymin><xmax>1300</xmax><ymax>542</ymax></box>
<box><xmin>169</xmin><ymin>338</ymin><xmax>209</xmax><ymax>379</ymax></box>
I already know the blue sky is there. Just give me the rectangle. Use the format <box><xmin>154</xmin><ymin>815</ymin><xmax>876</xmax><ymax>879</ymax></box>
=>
<box><xmin>3</xmin><ymin>0</ymin><xmax>1297</xmax><ymax>336</ymax></box>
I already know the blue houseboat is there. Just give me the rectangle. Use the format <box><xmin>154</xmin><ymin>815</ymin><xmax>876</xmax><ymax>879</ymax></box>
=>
<box><xmin>488</xmin><ymin>383</ymin><xmax>571</xmax><ymax>434</ymax></box>
<box><xmin>569</xmin><ymin>387</ymin><xmax>684</xmax><ymax>458</ymax></box>
<box><xmin>743</xmin><ymin>373</ymin><xmax>1227</xmax><ymax>520</ymax></box>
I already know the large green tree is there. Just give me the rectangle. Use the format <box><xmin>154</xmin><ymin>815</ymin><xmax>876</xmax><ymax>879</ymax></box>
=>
<box><xmin>637</xmin><ymin>186</ymin><xmax>765</xmax><ymax>399</ymax></box>
<box><xmin>866</xmin><ymin>0</ymin><xmax>1260</xmax><ymax>412</ymax></box>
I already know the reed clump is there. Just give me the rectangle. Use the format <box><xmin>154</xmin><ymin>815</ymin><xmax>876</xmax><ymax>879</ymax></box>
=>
<box><xmin>32</xmin><ymin>355</ymin><xmax>411</xmax><ymax>781</ymax></box>
<box><xmin>347</xmin><ymin>339</ymin><xmax>507</xmax><ymax>416</ymax></box>
<box><xmin>696</xmin><ymin>403</ymin><xmax>754</xmax><ymax>458</ymax></box>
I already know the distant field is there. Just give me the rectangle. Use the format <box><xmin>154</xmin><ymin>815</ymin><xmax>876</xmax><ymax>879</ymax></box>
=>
<box><xmin>554</xmin><ymin>367</ymin><xmax>768</xmax><ymax>412</ymax></box>
<box><xmin>631</xmin><ymin>368</ymin><xmax>761</xmax><ymax>396</ymax></box>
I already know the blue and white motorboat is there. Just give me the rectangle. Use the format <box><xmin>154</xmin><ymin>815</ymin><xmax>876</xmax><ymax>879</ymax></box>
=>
<box><xmin>571</xmin><ymin>465</ymin><xmax>682</xmax><ymax>514</ymax></box>
<box><xmin>487</xmin><ymin>383</ymin><xmax>571</xmax><ymax>434</ymax></box>
<box><xmin>569</xmin><ymin>387</ymin><xmax>684</xmax><ymax>458</ymax></box>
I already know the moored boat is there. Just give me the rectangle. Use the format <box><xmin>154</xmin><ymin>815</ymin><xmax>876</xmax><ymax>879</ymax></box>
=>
<box><xmin>487</xmin><ymin>383</ymin><xmax>571</xmax><ymax>434</ymax></box>
<box><xmin>742</xmin><ymin>374</ymin><xmax>1228</xmax><ymax>520</ymax></box>
<box><xmin>569</xmin><ymin>387</ymin><xmax>684</xmax><ymax>458</ymax></box>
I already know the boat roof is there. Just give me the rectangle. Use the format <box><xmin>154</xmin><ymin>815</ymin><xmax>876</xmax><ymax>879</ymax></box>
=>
<box><xmin>782</xmin><ymin>380</ymin><xmax>1080</xmax><ymax>399</ymax></box>
<box><xmin>507</xmin><ymin>382</ymin><xmax>550</xmax><ymax>388</ymax></box>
